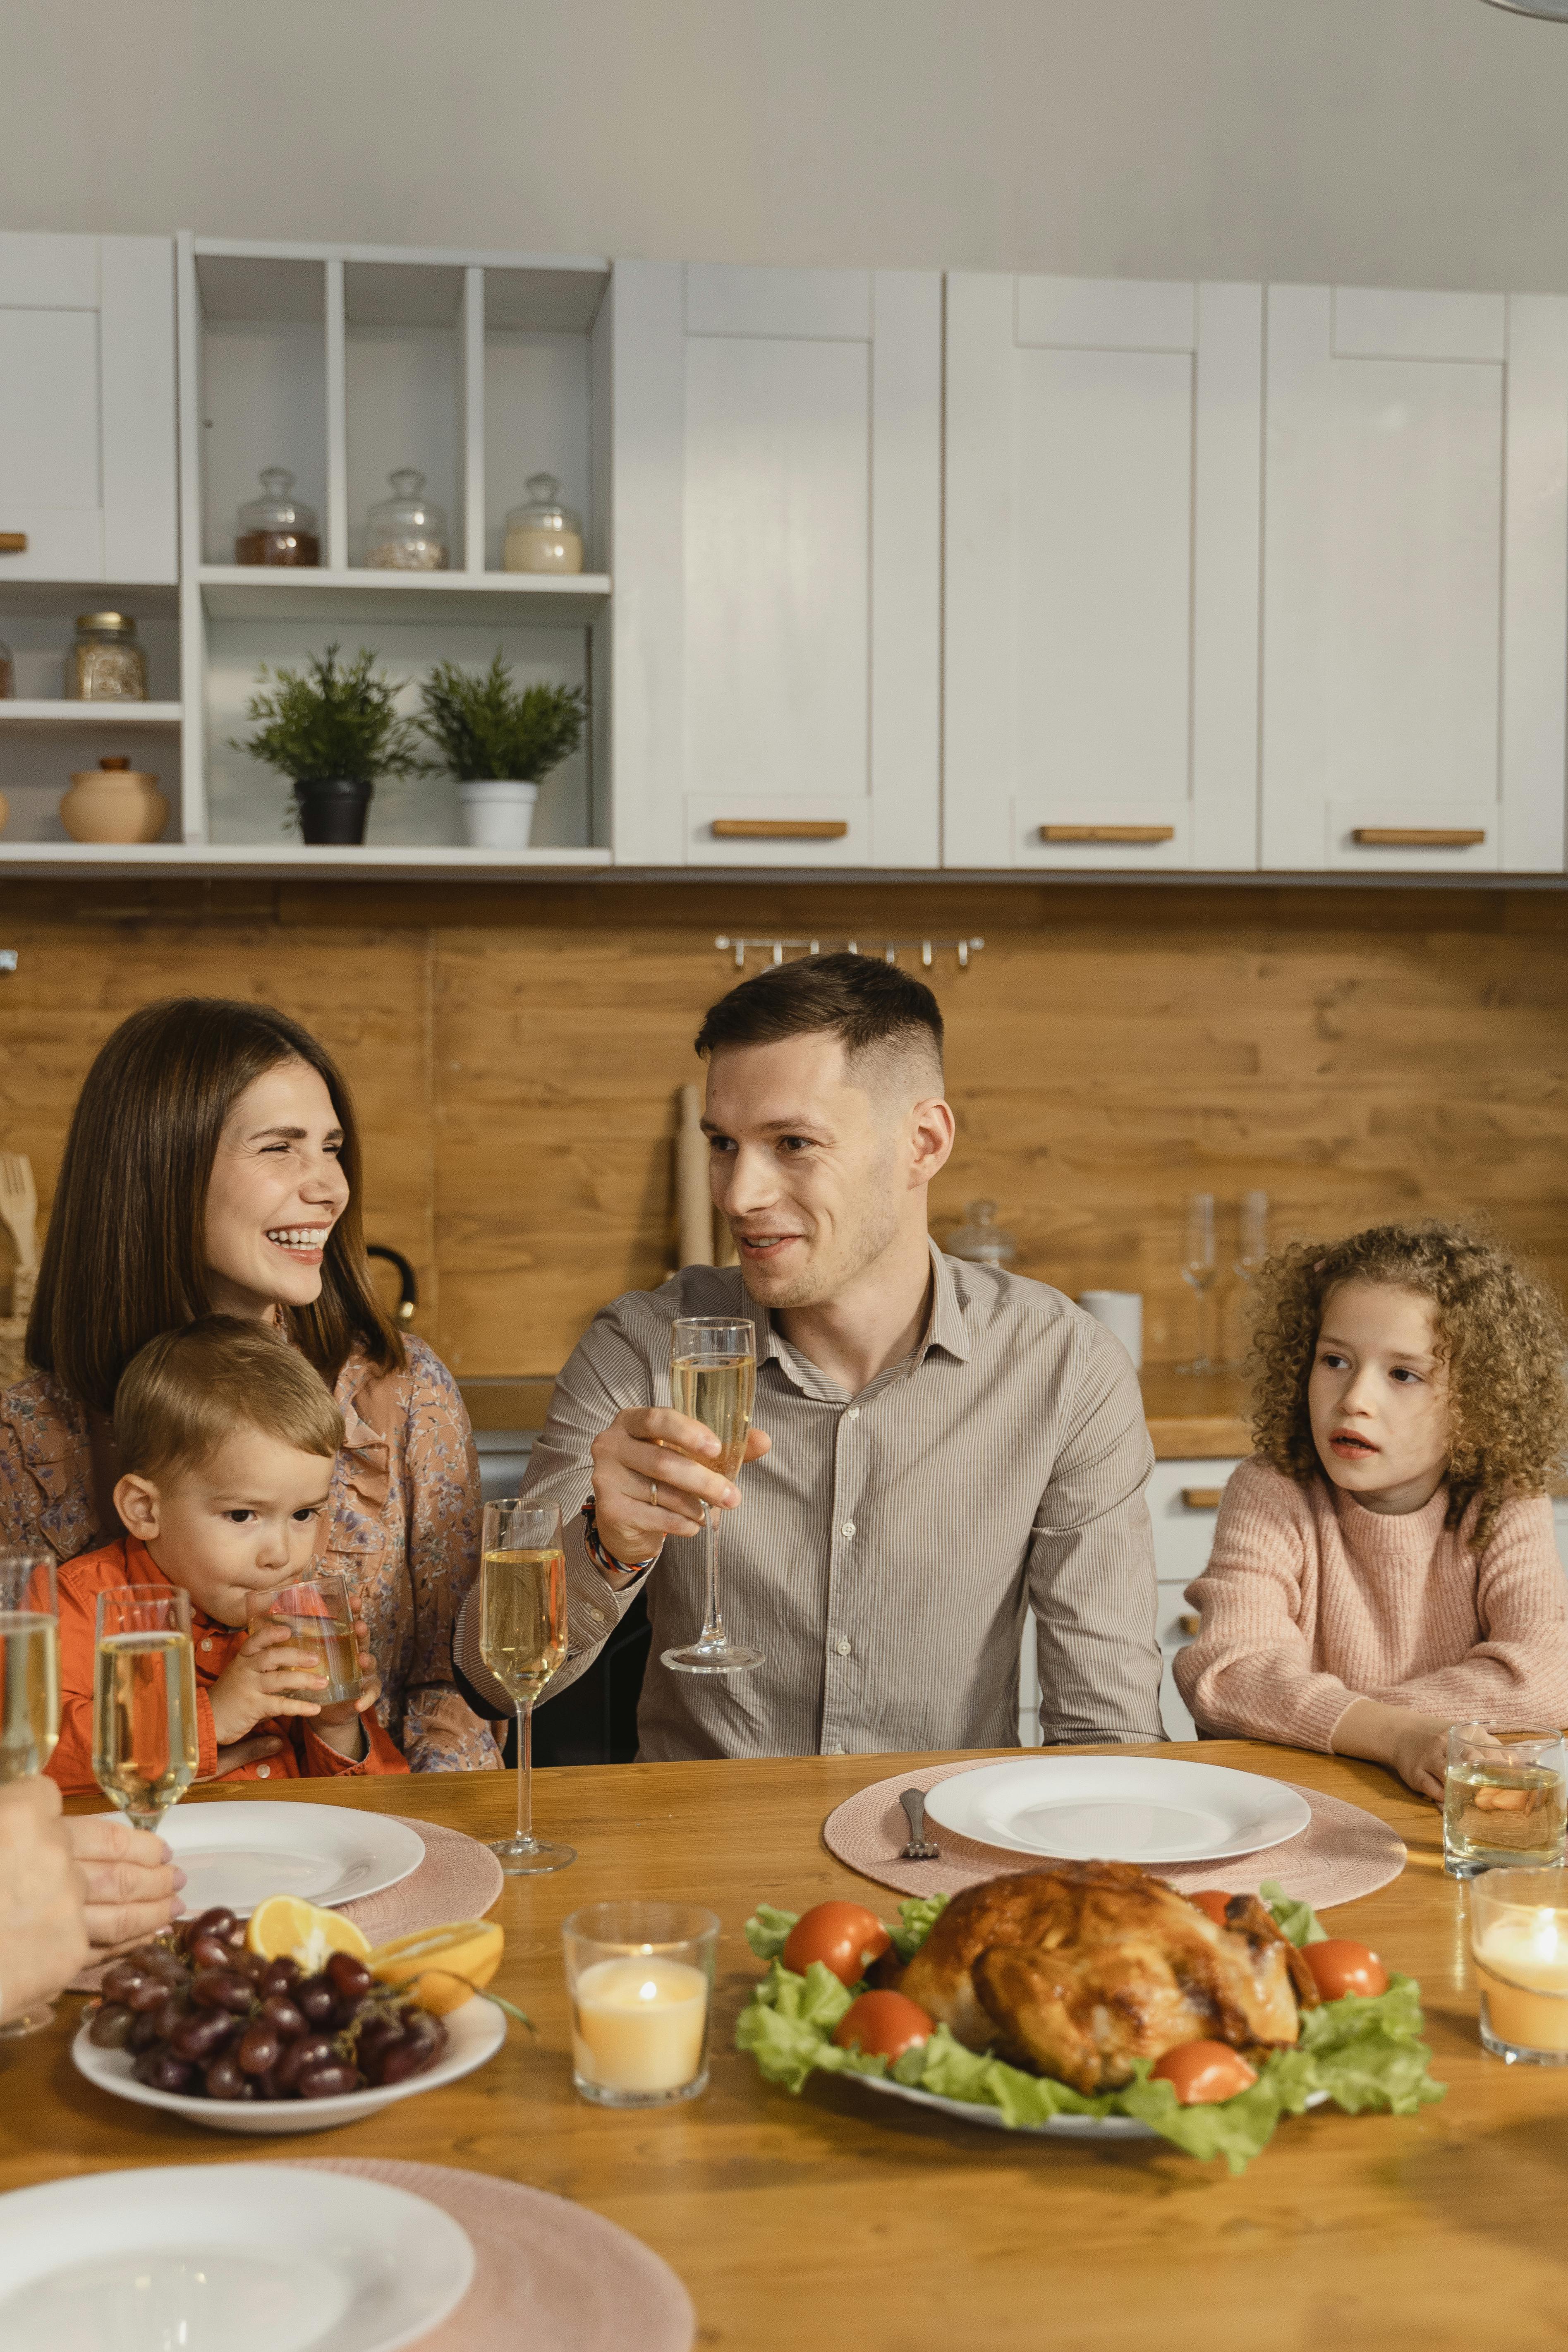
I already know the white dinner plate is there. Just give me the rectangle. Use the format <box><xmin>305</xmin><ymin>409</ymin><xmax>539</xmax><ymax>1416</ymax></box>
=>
<box><xmin>73</xmin><ymin>1989</ymin><xmax>505</xmax><ymax>2136</ymax></box>
<box><xmin>923</xmin><ymin>1757</ymin><xmax>1312</xmax><ymax>1866</ymax></box>
<box><xmin>106</xmin><ymin>1801</ymin><xmax>427</xmax><ymax>1916</ymax></box>
<box><xmin>855</xmin><ymin>2072</ymin><xmax>1328</xmax><ymax>2141</ymax></box>
<box><xmin>0</xmin><ymin>2163</ymin><xmax>474</xmax><ymax>2352</ymax></box>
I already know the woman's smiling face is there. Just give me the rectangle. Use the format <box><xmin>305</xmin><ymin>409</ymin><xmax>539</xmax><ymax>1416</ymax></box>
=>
<box><xmin>1307</xmin><ymin>1279</ymin><xmax>1453</xmax><ymax>1514</ymax></box>
<box><xmin>203</xmin><ymin>1059</ymin><xmax>352</xmax><ymax>1320</ymax></box>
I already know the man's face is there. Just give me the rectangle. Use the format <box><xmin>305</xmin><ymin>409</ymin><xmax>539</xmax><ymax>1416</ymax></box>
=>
<box><xmin>702</xmin><ymin>1032</ymin><xmax>945</xmax><ymax>1310</ymax></box>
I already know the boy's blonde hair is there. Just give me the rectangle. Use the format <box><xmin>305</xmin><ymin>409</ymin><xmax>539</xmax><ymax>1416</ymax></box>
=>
<box><xmin>1247</xmin><ymin>1219</ymin><xmax>1568</xmax><ymax>1550</ymax></box>
<box><xmin>115</xmin><ymin>1315</ymin><xmax>344</xmax><ymax>1482</ymax></box>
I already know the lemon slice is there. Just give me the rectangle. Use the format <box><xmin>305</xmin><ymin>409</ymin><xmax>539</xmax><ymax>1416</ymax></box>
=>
<box><xmin>245</xmin><ymin>1893</ymin><xmax>372</xmax><ymax>1973</ymax></box>
<box><xmin>368</xmin><ymin>1920</ymin><xmax>503</xmax><ymax>2014</ymax></box>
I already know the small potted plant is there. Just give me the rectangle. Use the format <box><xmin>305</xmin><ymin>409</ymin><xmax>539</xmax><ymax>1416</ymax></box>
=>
<box><xmin>417</xmin><ymin>653</ymin><xmax>588</xmax><ymax>850</ymax></box>
<box><xmin>231</xmin><ymin>643</ymin><xmax>426</xmax><ymax>845</ymax></box>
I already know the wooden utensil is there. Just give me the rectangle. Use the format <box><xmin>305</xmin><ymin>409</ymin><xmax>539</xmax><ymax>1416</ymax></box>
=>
<box><xmin>0</xmin><ymin>1153</ymin><xmax>38</xmax><ymax>1269</ymax></box>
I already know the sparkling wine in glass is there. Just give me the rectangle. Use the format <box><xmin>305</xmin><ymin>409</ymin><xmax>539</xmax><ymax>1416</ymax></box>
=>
<box><xmin>661</xmin><ymin>1315</ymin><xmax>762</xmax><ymax>1676</ymax></box>
<box><xmin>0</xmin><ymin>1551</ymin><xmax>60</xmax><ymax>2039</ymax></box>
<box><xmin>479</xmin><ymin>1498</ymin><xmax>575</xmax><ymax>1877</ymax></box>
<box><xmin>1177</xmin><ymin>1192</ymin><xmax>1218</xmax><ymax>1375</ymax></box>
<box><xmin>92</xmin><ymin>1585</ymin><xmax>199</xmax><ymax>1835</ymax></box>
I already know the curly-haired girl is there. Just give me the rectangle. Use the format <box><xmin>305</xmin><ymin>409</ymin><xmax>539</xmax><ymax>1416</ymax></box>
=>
<box><xmin>1173</xmin><ymin>1220</ymin><xmax>1568</xmax><ymax>1799</ymax></box>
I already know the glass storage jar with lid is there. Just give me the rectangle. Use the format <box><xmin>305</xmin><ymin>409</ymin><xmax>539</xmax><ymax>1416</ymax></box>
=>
<box><xmin>364</xmin><ymin>469</ymin><xmax>448</xmax><ymax>570</ymax></box>
<box><xmin>503</xmin><ymin>473</ymin><xmax>584</xmax><ymax>574</ymax></box>
<box><xmin>235</xmin><ymin>467</ymin><xmax>320</xmax><ymax>566</ymax></box>
<box><xmin>65</xmin><ymin>614</ymin><xmax>148</xmax><ymax>702</ymax></box>
<box><xmin>946</xmin><ymin>1200</ymin><xmax>1017</xmax><ymax>1268</ymax></box>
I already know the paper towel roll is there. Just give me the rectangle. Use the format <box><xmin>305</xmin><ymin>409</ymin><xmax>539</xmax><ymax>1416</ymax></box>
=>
<box><xmin>675</xmin><ymin>1084</ymin><xmax>714</xmax><ymax>1268</ymax></box>
<box><xmin>1077</xmin><ymin>1290</ymin><xmax>1143</xmax><ymax>1368</ymax></box>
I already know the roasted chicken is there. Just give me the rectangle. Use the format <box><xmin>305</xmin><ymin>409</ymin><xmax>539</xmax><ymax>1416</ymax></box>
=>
<box><xmin>891</xmin><ymin>1861</ymin><xmax>1318</xmax><ymax>2095</ymax></box>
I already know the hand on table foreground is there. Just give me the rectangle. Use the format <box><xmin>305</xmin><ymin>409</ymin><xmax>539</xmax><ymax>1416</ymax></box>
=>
<box><xmin>0</xmin><ymin>1777</ymin><xmax>89</xmax><ymax>2019</ymax></box>
<box><xmin>1332</xmin><ymin>1698</ymin><xmax>1449</xmax><ymax>1802</ymax></box>
<box><xmin>589</xmin><ymin>1405</ymin><xmax>771</xmax><ymax>1576</ymax></box>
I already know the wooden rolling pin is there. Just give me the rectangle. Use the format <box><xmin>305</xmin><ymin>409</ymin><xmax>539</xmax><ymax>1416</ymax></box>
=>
<box><xmin>675</xmin><ymin>1084</ymin><xmax>715</xmax><ymax>1269</ymax></box>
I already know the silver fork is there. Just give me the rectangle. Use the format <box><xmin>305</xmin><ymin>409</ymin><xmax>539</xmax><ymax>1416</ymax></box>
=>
<box><xmin>898</xmin><ymin>1787</ymin><xmax>938</xmax><ymax>1861</ymax></box>
<box><xmin>0</xmin><ymin>1154</ymin><xmax>38</xmax><ymax>1271</ymax></box>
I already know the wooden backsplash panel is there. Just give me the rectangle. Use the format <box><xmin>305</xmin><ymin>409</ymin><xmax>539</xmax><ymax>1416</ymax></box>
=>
<box><xmin>3</xmin><ymin>878</ymin><xmax>1567</xmax><ymax>1375</ymax></box>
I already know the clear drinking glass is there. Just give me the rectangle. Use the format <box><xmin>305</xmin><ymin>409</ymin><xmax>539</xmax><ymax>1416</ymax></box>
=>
<box><xmin>1176</xmin><ymin>1191</ymin><xmax>1218</xmax><ymax>1374</ymax></box>
<box><xmin>0</xmin><ymin>1551</ymin><xmax>61</xmax><ymax>2038</ymax></box>
<box><xmin>563</xmin><ymin>1901</ymin><xmax>720</xmax><ymax>2107</ymax></box>
<box><xmin>661</xmin><ymin>1315</ymin><xmax>762</xmax><ymax>1677</ymax></box>
<box><xmin>478</xmin><ymin>1498</ymin><xmax>575</xmax><ymax>1877</ymax></box>
<box><xmin>91</xmin><ymin>1586</ymin><xmax>198</xmax><ymax>1835</ymax></box>
<box><xmin>1444</xmin><ymin>1722</ymin><xmax>1568</xmax><ymax>1878</ymax></box>
<box><xmin>1225</xmin><ymin>1188</ymin><xmax>1269</xmax><ymax>1368</ymax></box>
<box><xmin>1471</xmin><ymin>1866</ymin><xmax>1568</xmax><ymax>2064</ymax></box>
<box><xmin>254</xmin><ymin>1570</ymin><xmax>362</xmax><ymax>1706</ymax></box>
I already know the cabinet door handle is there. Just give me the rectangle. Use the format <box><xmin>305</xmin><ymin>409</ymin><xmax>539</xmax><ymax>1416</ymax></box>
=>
<box><xmin>1177</xmin><ymin>1612</ymin><xmax>1201</xmax><ymax>1638</ymax></box>
<box><xmin>710</xmin><ymin>819</ymin><xmax>850</xmax><ymax>841</ymax></box>
<box><xmin>1180</xmin><ymin>1486</ymin><xmax>1224</xmax><ymax>1510</ymax></box>
<box><xmin>1351</xmin><ymin>827</ymin><xmax>1486</xmax><ymax>848</ymax></box>
<box><xmin>1038</xmin><ymin>824</ymin><xmax>1175</xmax><ymax>844</ymax></box>
<box><xmin>0</xmin><ymin>533</ymin><xmax>27</xmax><ymax>554</ymax></box>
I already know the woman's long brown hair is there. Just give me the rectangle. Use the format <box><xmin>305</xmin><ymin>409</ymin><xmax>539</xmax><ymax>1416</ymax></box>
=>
<box><xmin>25</xmin><ymin>998</ymin><xmax>403</xmax><ymax>1413</ymax></box>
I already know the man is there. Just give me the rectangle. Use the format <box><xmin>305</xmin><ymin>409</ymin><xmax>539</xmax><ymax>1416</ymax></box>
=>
<box><xmin>0</xmin><ymin>1776</ymin><xmax>185</xmax><ymax>2025</ymax></box>
<box><xmin>455</xmin><ymin>953</ymin><xmax>1163</xmax><ymax>1759</ymax></box>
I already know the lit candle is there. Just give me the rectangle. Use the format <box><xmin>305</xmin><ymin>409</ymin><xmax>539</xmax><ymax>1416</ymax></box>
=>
<box><xmin>571</xmin><ymin>1955</ymin><xmax>710</xmax><ymax>2093</ymax></box>
<box><xmin>1474</xmin><ymin>1907</ymin><xmax>1568</xmax><ymax>2054</ymax></box>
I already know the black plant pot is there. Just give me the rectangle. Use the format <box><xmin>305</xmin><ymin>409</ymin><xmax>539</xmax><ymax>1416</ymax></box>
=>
<box><xmin>296</xmin><ymin>777</ymin><xmax>373</xmax><ymax>845</ymax></box>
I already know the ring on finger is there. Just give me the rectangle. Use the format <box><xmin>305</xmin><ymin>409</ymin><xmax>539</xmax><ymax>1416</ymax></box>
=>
<box><xmin>649</xmin><ymin>1477</ymin><xmax>659</xmax><ymax>1509</ymax></box>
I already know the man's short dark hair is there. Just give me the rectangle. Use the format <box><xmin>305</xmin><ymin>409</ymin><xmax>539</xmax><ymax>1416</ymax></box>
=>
<box><xmin>694</xmin><ymin>951</ymin><xmax>944</xmax><ymax>1085</ymax></box>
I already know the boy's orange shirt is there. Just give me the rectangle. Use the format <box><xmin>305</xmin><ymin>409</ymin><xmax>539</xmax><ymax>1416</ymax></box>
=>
<box><xmin>48</xmin><ymin>1535</ymin><xmax>409</xmax><ymax>1792</ymax></box>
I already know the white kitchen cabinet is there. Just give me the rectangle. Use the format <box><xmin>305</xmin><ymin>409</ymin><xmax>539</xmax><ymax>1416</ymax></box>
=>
<box><xmin>606</xmin><ymin>262</ymin><xmax>942</xmax><ymax>868</ymax></box>
<box><xmin>0</xmin><ymin>233</ymin><xmax>177</xmax><ymax>584</ymax></box>
<box><xmin>945</xmin><ymin>275</ymin><xmax>1263</xmax><ymax>873</ymax></box>
<box><xmin>1261</xmin><ymin>288</ymin><xmax>1568</xmax><ymax>874</ymax></box>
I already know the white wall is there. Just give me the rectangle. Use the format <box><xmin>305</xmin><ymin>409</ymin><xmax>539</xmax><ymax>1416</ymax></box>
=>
<box><xmin>5</xmin><ymin>1</ymin><xmax>1568</xmax><ymax>290</ymax></box>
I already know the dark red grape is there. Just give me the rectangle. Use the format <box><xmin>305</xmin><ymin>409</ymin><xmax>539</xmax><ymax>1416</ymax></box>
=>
<box><xmin>326</xmin><ymin>1953</ymin><xmax>373</xmax><ymax>1998</ymax></box>
<box><xmin>133</xmin><ymin>2048</ymin><xmax>199</xmax><ymax>2095</ymax></box>
<box><xmin>101</xmin><ymin>1962</ymin><xmax>147</xmax><ymax>2004</ymax></box>
<box><xmin>168</xmin><ymin>2008</ymin><xmax>236</xmax><ymax>2063</ymax></box>
<box><xmin>88</xmin><ymin>2002</ymin><xmax>134</xmax><ymax>2049</ymax></box>
<box><xmin>353</xmin><ymin>2014</ymin><xmax>405</xmax><ymax>2077</ymax></box>
<box><xmin>142</xmin><ymin>1945</ymin><xmax>188</xmax><ymax>1982</ymax></box>
<box><xmin>149</xmin><ymin>1994</ymin><xmax>186</xmax><ymax>2041</ymax></box>
<box><xmin>380</xmin><ymin>2018</ymin><xmax>446</xmax><ymax>2083</ymax></box>
<box><xmin>258</xmin><ymin>1995</ymin><xmax>307</xmax><ymax>2041</ymax></box>
<box><xmin>126</xmin><ymin>1973</ymin><xmax>171</xmax><ymax>2014</ymax></box>
<box><xmin>191</xmin><ymin>1969</ymin><xmax>256</xmax><ymax>2015</ymax></box>
<box><xmin>187</xmin><ymin>1932</ymin><xmax>232</xmax><ymax>1972</ymax></box>
<box><xmin>331</xmin><ymin>1991</ymin><xmax>367</xmax><ymax>2031</ymax></box>
<box><xmin>189</xmin><ymin>1906</ymin><xmax>238</xmax><ymax>1945</ymax></box>
<box><xmin>259</xmin><ymin>1957</ymin><xmax>300</xmax><ymax>1995</ymax></box>
<box><xmin>294</xmin><ymin>1974</ymin><xmax>335</xmax><ymax>2024</ymax></box>
<box><xmin>127</xmin><ymin>2009</ymin><xmax>165</xmax><ymax>2054</ymax></box>
<box><xmin>237</xmin><ymin>2023</ymin><xmax>279</xmax><ymax>2076</ymax></box>
<box><xmin>275</xmin><ymin>2033</ymin><xmax>335</xmax><ymax>2091</ymax></box>
<box><xmin>297</xmin><ymin>2060</ymin><xmax>361</xmax><ymax>2098</ymax></box>
<box><xmin>203</xmin><ymin>2052</ymin><xmax>253</xmax><ymax>2100</ymax></box>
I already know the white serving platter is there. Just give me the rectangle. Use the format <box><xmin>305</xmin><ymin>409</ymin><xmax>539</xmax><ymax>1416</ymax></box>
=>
<box><xmin>855</xmin><ymin>2072</ymin><xmax>1327</xmax><ymax>2141</ymax></box>
<box><xmin>0</xmin><ymin>2163</ymin><xmax>474</xmax><ymax>2352</ymax></box>
<box><xmin>72</xmin><ymin>1990</ymin><xmax>505</xmax><ymax>2136</ymax></box>
<box><xmin>923</xmin><ymin>1757</ymin><xmax>1312</xmax><ymax>1866</ymax></box>
<box><xmin>113</xmin><ymin>1800</ymin><xmax>427</xmax><ymax>1916</ymax></box>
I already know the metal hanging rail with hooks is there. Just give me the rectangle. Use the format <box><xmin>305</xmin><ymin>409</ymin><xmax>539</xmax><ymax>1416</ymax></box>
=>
<box><xmin>713</xmin><ymin>936</ymin><xmax>985</xmax><ymax>972</ymax></box>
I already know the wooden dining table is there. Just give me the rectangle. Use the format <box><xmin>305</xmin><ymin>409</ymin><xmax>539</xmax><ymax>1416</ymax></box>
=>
<box><xmin>3</xmin><ymin>1738</ymin><xmax>1566</xmax><ymax>2352</ymax></box>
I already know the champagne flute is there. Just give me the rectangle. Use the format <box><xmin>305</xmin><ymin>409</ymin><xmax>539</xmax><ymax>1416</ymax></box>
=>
<box><xmin>661</xmin><ymin>1315</ymin><xmax>762</xmax><ymax>1676</ymax></box>
<box><xmin>92</xmin><ymin>1585</ymin><xmax>199</xmax><ymax>1835</ymax></box>
<box><xmin>1228</xmin><ymin>1188</ymin><xmax>1269</xmax><ymax>1368</ymax></box>
<box><xmin>479</xmin><ymin>1498</ymin><xmax>575</xmax><ymax>1877</ymax></box>
<box><xmin>0</xmin><ymin>1550</ymin><xmax>60</xmax><ymax>2040</ymax></box>
<box><xmin>1176</xmin><ymin>1191</ymin><xmax>1218</xmax><ymax>1374</ymax></box>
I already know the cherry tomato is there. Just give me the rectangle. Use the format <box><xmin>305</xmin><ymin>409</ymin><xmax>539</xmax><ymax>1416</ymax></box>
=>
<box><xmin>1151</xmin><ymin>2041</ymin><xmax>1259</xmax><ymax>2105</ymax></box>
<box><xmin>1302</xmin><ymin>1938</ymin><xmax>1388</xmax><ymax>2000</ymax></box>
<box><xmin>1189</xmin><ymin>1890</ymin><xmax>1232</xmax><ymax>1928</ymax></box>
<box><xmin>832</xmin><ymin>1990</ymin><xmax>934</xmax><ymax>2064</ymax></box>
<box><xmin>781</xmin><ymin>1902</ymin><xmax>891</xmax><ymax>1988</ymax></box>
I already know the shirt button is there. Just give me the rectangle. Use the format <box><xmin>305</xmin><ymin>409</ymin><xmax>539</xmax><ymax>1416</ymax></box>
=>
<box><xmin>200</xmin><ymin>1638</ymin><xmax>213</xmax><ymax>1653</ymax></box>
<box><xmin>845</xmin><ymin>1406</ymin><xmax>860</xmax><ymax>1421</ymax></box>
<box><xmin>841</xmin><ymin>1521</ymin><xmax>856</xmax><ymax>1538</ymax></box>
<box><xmin>835</xmin><ymin>1637</ymin><xmax>852</xmax><ymax>1656</ymax></box>
<box><xmin>824</xmin><ymin>1743</ymin><xmax>845</xmax><ymax>1756</ymax></box>
<box><xmin>256</xmin><ymin>1765</ymin><xmax>271</xmax><ymax>1780</ymax></box>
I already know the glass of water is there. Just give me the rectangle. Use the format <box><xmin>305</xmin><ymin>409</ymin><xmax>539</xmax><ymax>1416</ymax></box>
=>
<box><xmin>1444</xmin><ymin>1722</ymin><xmax>1568</xmax><ymax>1878</ymax></box>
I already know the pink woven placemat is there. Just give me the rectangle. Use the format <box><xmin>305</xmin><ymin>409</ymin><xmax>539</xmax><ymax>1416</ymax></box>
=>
<box><xmin>70</xmin><ymin>1813</ymin><xmax>503</xmax><ymax>1992</ymax></box>
<box><xmin>287</xmin><ymin>2159</ymin><xmax>695</xmax><ymax>2352</ymax></box>
<box><xmin>822</xmin><ymin>1760</ymin><xmax>1406</xmax><ymax>1910</ymax></box>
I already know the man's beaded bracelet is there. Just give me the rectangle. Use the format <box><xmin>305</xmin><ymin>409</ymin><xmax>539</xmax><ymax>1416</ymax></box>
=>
<box><xmin>581</xmin><ymin>1493</ymin><xmax>658</xmax><ymax>1578</ymax></box>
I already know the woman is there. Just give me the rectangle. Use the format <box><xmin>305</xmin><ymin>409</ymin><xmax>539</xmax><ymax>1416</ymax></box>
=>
<box><xmin>0</xmin><ymin>997</ymin><xmax>498</xmax><ymax>1774</ymax></box>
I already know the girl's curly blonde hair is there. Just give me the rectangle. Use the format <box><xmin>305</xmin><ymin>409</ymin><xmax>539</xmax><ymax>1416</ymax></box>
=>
<box><xmin>1247</xmin><ymin>1219</ymin><xmax>1568</xmax><ymax>1550</ymax></box>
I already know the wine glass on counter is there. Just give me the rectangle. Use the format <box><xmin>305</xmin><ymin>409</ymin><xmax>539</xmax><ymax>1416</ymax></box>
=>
<box><xmin>661</xmin><ymin>1315</ymin><xmax>763</xmax><ymax>1677</ymax></box>
<box><xmin>0</xmin><ymin>1550</ymin><xmax>61</xmax><ymax>2038</ymax></box>
<box><xmin>92</xmin><ymin>1586</ymin><xmax>199</xmax><ymax>1836</ymax></box>
<box><xmin>478</xmin><ymin>1498</ymin><xmax>575</xmax><ymax>1877</ymax></box>
<box><xmin>1176</xmin><ymin>1192</ymin><xmax>1218</xmax><ymax>1375</ymax></box>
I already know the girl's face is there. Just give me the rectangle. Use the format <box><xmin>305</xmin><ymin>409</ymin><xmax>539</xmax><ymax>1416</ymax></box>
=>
<box><xmin>203</xmin><ymin>1060</ymin><xmax>352</xmax><ymax>1321</ymax></box>
<box><xmin>1307</xmin><ymin>1279</ymin><xmax>1451</xmax><ymax>1514</ymax></box>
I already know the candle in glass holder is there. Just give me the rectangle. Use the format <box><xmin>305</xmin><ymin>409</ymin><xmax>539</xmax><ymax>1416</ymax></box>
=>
<box><xmin>563</xmin><ymin>1902</ymin><xmax>719</xmax><ymax>2107</ymax></box>
<box><xmin>1470</xmin><ymin>1867</ymin><xmax>1568</xmax><ymax>2063</ymax></box>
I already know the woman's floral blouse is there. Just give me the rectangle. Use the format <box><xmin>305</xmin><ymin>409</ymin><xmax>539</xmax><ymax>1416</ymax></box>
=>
<box><xmin>0</xmin><ymin>1336</ymin><xmax>500</xmax><ymax>1775</ymax></box>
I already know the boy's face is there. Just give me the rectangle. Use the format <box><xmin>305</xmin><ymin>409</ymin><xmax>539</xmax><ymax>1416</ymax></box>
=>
<box><xmin>1308</xmin><ymin>1279</ymin><xmax>1452</xmax><ymax>1514</ymax></box>
<box><xmin>114</xmin><ymin>1427</ymin><xmax>333</xmax><ymax>1627</ymax></box>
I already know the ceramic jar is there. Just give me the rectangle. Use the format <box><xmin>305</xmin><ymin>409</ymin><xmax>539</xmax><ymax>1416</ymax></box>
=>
<box><xmin>60</xmin><ymin>757</ymin><xmax>169</xmax><ymax>844</ymax></box>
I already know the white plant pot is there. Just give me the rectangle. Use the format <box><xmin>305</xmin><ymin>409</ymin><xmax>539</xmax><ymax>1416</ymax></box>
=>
<box><xmin>459</xmin><ymin>779</ymin><xmax>539</xmax><ymax>850</ymax></box>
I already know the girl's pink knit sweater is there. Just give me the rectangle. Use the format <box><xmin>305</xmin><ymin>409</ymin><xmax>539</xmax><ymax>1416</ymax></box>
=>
<box><xmin>1173</xmin><ymin>1457</ymin><xmax>1568</xmax><ymax>1751</ymax></box>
